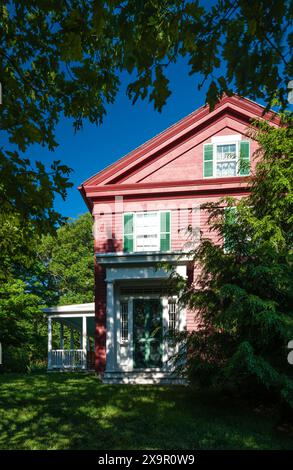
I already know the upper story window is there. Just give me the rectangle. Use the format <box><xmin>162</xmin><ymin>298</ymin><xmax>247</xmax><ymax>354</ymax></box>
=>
<box><xmin>123</xmin><ymin>211</ymin><xmax>171</xmax><ymax>253</ymax></box>
<box><xmin>203</xmin><ymin>136</ymin><xmax>250</xmax><ymax>178</ymax></box>
<box><xmin>216</xmin><ymin>143</ymin><xmax>237</xmax><ymax>176</ymax></box>
<box><xmin>136</xmin><ymin>212</ymin><xmax>159</xmax><ymax>251</ymax></box>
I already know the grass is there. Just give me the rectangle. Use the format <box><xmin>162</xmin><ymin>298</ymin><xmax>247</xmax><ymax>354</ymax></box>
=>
<box><xmin>0</xmin><ymin>372</ymin><xmax>292</xmax><ymax>450</ymax></box>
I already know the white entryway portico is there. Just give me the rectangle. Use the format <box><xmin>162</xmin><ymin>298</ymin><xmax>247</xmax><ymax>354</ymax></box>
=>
<box><xmin>97</xmin><ymin>251</ymin><xmax>188</xmax><ymax>384</ymax></box>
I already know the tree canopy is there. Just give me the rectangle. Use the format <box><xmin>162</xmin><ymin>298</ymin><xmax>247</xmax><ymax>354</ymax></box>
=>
<box><xmin>0</xmin><ymin>213</ymin><xmax>94</xmax><ymax>371</ymax></box>
<box><xmin>37</xmin><ymin>213</ymin><xmax>94</xmax><ymax>306</ymax></box>
<box><xmin>1</xmin><ymin>0</ymin><xmax>292</xmax><ymax>233</ymax></box>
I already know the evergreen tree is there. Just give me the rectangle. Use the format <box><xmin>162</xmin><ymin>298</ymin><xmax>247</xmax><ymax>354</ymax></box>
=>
<box><xmin>172</xmin><ymin>116</ymin><xmax>293</xmax><ymax>408</ymax></box>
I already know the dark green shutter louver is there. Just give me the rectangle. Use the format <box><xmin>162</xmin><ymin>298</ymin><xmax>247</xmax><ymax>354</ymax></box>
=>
<box><xmin>160</xmin><ymin>211</ymin><xmax>170</xmax><ymax>251</ymax></box>
<box><xmin>204</xmin><ymin>144</ymin><xmax>214</xmax><ymax>177</ymax></box>
<box><xmin>123</xmin><ymin>213</ymin><xmax>134</xmax><ymax>252</ymax></box>
<box><xmin>239</xmin><ymin>141</ymin><xmax>250</xmax><ymax>176</ymax></box>
<box><xmin>224</xmin><ymin>207</ymin><xmax>237</xmax><ymax>252</ymax></box>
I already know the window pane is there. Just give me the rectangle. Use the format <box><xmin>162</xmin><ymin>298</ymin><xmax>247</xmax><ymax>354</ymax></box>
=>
<box><xmin>216</xmin><ymin>143</ymin><xmax>237</xmax><ymax>177</ymax></box>
<box><xmin>120</xmin><ymin>301</ymin><xmax>129</xmax><ymax>342</ymax></box>
<box><xmin>136</xmin><ymin>234</ymin><xmax>158</xmax><ymax>251</ymax></box>
<box><xmin>216</xmin><ymin>144</ymin><xmax>236</xmax><ymax>161</ymax></box>
<box><xmin>135</xmin><ymin>212</ymin><xmax>159</xmax><ymax>251</ymax></box>
<box><xmin>216</xmin><ymin>161</ymin><xmax>237</xmax><ymax>177</ymax></box>
<box><xmin>168</xmin><ymin>300</ymin><xmax>178</xmax><ymax>332</ymax></box>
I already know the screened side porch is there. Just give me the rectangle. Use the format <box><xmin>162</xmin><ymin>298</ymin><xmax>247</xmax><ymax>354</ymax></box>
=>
<box><xmin>44</xmin><ymin>303</ymin><xmax>95</xmax><ymax>371</ymax></box>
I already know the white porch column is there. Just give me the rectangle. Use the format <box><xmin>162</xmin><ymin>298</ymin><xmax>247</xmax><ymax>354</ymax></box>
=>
<box><xmin>82</xmin><ymin>315</ymin><xmax>87</xmax><ymax>369</ymax></box>
<box><xmin>70</xmin><ymin>327</ymin><xmax>74</xmax><ymax>349</ymax></box>
<box><xmin>48</xmin><ymin>316</ymin><xmax>52</xmax><ymax>369</ymax></box>
<box><xmin>162</xmin><ymin>297</ymin><xmax>169</xmax><ymax>370</ymax></box>
<box><xmin>106</xmin><ymin>280</ymin><xmax>115</xmax><ymax>371</ymax></box>
<box><xmin>176</xmin><ymin>265</ymin><xmax>187</xmax><ymax>332</ymax></box>
<box><xmin>60</xmin><ymin>322</ymin><xmax>64</xmax><ymax>349</ymax></box>
<box><xmin>128</xmin><ymin>297</ymin><xmax>134</xmax><ymax>371</ymax></box>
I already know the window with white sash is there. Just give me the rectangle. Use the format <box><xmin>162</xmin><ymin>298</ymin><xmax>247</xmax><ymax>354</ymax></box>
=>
<box><xmin>216</xmin><ymin>143</ymin><xmax>237</xmax><ymax>176</ymax></box>
<box><xmin>135</xmin><ymin>212</ymin><xmax>160</xmax><ymax>252</ymax></box>
<box><xmin>123</xmin><ymin>211</ymin><xmax>171</xmax><ymax>253</ymax></box>
<box><xmin>203</xmin><ymin>139</ymin><xmax>250</xmax><ymax>178</ymax></box>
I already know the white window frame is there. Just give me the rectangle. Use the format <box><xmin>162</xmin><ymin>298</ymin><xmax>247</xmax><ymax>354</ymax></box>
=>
<box><xmin>203</xmin><ymin>134</ymin><xmax>249</xmax><ymax>179</ymax></box>
<box><xmin>123</xmin><ymin>210</ymin><xmax>171</xmax><ymax>253</ymax></box>
<box><xmin>134</xmin><ymin>211</ymin><xmax>160</xmax><ymax>252</ymax></box>
<box><xmin>213</xmin><ymin>141</ymin><xmax>240</xmax><ymax>178</ymax></box>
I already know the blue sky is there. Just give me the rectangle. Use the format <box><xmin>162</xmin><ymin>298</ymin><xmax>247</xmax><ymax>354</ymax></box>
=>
<box><xmin>21</xmin><ymin>58</ymin><xmax>217</xmax><ymax>220</ymax></box>
<box><xmin>7</xmin><ymin>56</ymin><xmax>279</xmax><ymax>221</ymax></box>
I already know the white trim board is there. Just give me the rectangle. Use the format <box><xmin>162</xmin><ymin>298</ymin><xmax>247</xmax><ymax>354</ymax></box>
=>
<box><xmin>43</xmin><ymin>303</ymin><xmax>94</xmax><ymax>314</ymax></box>
<box><xmin>46</xmin><ymin>313</ymin><xmax>94</xmax><ymax>319</ymax></box>
<box><xmin>96</xmin><ymin>251</ymin><xmax>191</xmax><ymax>266</ymax></box>
<box><xmin>105</xmin><ymin>264</ymin><xmax>186</xmax><ymax>283</ymax></box>
<box><xmin>211</xmin><ymin>134</ymin><xmax>241</xmax><ymax>143</ymax></box>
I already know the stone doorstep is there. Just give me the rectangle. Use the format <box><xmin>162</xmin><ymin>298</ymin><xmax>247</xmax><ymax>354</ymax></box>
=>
<box><xmin>102</xmin><ymin>370</ymin><xmax>187</xmax><ymax>385</ymax></box>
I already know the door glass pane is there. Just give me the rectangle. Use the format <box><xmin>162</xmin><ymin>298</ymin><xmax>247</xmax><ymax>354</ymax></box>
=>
<box><xmin>133</xmin><ymin>299</ymin><xmax>162</xmax><ymax>368</ymax></box>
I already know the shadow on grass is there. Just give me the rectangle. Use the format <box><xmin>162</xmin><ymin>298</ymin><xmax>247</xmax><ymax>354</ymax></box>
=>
<box><xmin>0</xmin><ymin>373</ymin><xmax>292</xmax><ymax>450</ymax></box>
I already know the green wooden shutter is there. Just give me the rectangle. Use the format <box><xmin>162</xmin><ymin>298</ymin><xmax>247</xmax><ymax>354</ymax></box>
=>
<box><xmin>160</xmin><ymin>211</ymin><xmax>170</xmax><ymax>251</ymax></box>
<box><xmin>225</xmin><ymin>207</ymin><xmax>237</xmax><ymax>225</ymax></box>
<box><xmin>123</xmin><ymin>213</ymin><xmax>134</xmax><ymax>252</ymax></box>
<box><xmin>203</xmin><ymin>144</ymin><xmax>214</xmax><ymax>177</ymax></box>
<box><xmin>224</xmin><ymin>207</ymin><xmax>237</xmax><ymax>252</ymax></box>
<box><xmin>239</xmin><ymin>141</ymin><xmax>250</xmax><ymax>176</ymax></box>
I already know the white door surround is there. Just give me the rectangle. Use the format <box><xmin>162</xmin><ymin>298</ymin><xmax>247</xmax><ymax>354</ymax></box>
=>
<box><xmin>103</xmin><ymin>262</ymin><xmax>187</xmax><ymax>376</ymax></box>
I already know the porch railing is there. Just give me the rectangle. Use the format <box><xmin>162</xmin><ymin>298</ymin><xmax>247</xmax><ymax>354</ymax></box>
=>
<box><xmin>49</xmin><ymin>349</ymin><xmax>85</xmax><ymax>369</ymax></box>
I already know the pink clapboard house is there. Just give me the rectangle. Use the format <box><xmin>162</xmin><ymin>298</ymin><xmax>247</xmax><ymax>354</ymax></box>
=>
<box><xmin>46</xmin><ymin>95</ymin><xmax>279</xmax><ymax>383</ymax></box>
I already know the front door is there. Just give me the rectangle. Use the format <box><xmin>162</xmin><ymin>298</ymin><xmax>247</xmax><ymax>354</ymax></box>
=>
<box><xmin>133</xmin><ymin>299</ymin><xmax>163</xmax><ymax>368</ymax></box>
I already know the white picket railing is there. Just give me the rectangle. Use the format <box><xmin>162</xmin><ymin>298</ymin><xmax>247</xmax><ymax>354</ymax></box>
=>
<box><xmin>49</xmin><ymin>349</ymin><xmax>85</xmax><ymax>369</ymax></box>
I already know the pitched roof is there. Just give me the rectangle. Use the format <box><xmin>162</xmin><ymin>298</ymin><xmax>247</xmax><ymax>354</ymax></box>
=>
<box><xmin>79</xmin><ymin>94</ymin><xmax>279</xmax><ymax>208</ymax></box>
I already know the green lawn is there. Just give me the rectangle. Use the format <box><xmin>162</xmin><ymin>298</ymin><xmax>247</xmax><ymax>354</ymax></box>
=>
<box><xmin>0</xmin><ymin>372</ymin><xmax>292</xmax><ymax>450</ymax></box>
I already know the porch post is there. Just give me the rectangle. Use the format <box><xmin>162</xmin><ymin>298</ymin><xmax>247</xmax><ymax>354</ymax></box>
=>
<box><xmin>176</xmin><ymin>265</ymin><xmax>187</xmax><ymax>332</ymax></box>
<box><xmin>162</xmin><ymin>297</ymin><xmax>169</xmax><ymax>370</ymax></box>
<box><xmin>106</xmin><ymin>280</ymin><xmax>115</xmax><ymax>372</ymax></box>
<box><xmin>70</xmin><ymin>327</ymin><xmax>74</xmax><ymax>349</ymax></box>
<box><xmin>128</xmin><ymin>298</ymin><xmax>134</xmax><ymax>371</ymax></box>
<box><xmin>48</xmin><ymin>316</ymin><xmax>52</xmax><ymax>369</ymax></box>
<box><xmin>94</xmin><ymin>262</ymin><xmax>107</xmax><ymax>374</ymax></box>
<box><xmin>60</xmin><ymin>322</ymin><xmax>64</xmax><ymax>349</ymax></box>
<box><xmin>82</xmin><ymin>315</ymin><xmax>87</xmax><ymax>369</ymax></box>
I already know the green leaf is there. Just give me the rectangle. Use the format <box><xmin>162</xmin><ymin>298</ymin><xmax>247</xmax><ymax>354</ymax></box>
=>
<box><xmin>60</xmin><ymin>33</ymin><xmax>83</xmax><ymax>62</ymax></box>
